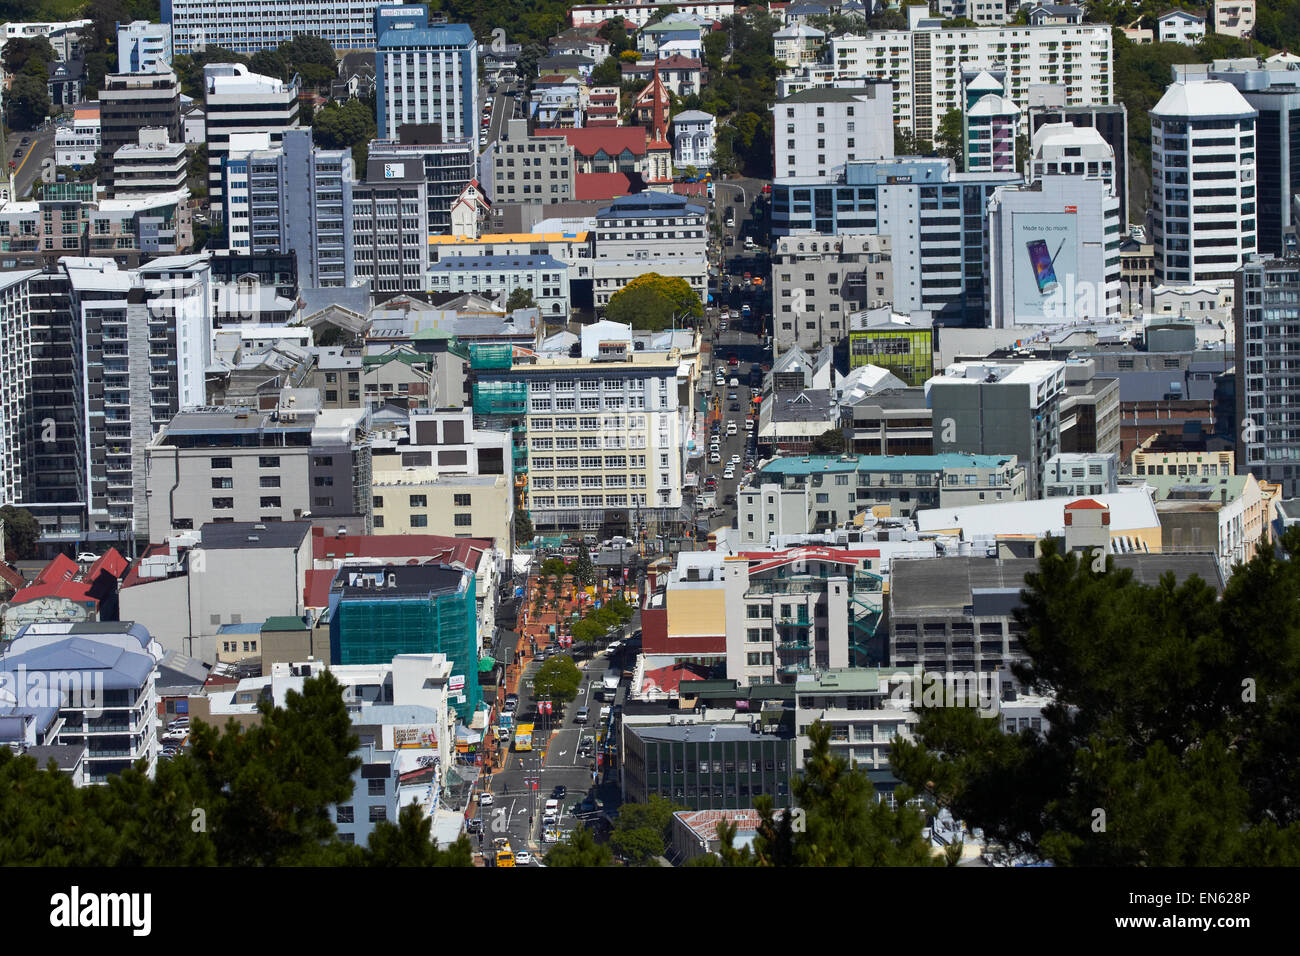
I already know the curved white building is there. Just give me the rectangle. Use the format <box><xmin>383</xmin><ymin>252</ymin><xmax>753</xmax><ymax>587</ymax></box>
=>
<box><xmin>1150</xmin><ymin>79</ymin><xmax>1257</xmax><ymax>285</ymax></box>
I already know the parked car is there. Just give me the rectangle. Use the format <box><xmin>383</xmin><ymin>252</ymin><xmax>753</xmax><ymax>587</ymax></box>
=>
<box><xmin>479</xmin><ymin>791</ymin><xmax>494</xmax><ymax>807</ymax></box>
<box><xmin>76</xmin><ymin>552</ymin><xmax>98</xmax><ymax>563</ymax></box>
<box><xmin>466</xmin><ymin>817</ymin><xmax>483</xmax><ymax>833</ymax></box>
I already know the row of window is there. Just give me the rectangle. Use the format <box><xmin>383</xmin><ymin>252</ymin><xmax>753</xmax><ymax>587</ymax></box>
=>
<box><xmin>373</xmin><ymin>494</ymin><xmax>472</xmax><ymax>508</ymax></box>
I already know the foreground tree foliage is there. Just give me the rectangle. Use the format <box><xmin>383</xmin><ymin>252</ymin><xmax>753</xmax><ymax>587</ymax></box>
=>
<box><xmin>711</xmin><ymin>722</ymin><xmax>939</xmax><ymax>866</ymax></box>
<box><xmin>544</xmin><ymin>826</ymin><xmax>613</xmax><ymax>867</ymax></box>
<box><xmin>0</xmin><ymin>672</ymin><xmax>471</xmax><ymax>866</ymax></box>
<box><xmin>892</xmin><ymin>533</ymin><xmax>1300</xmax><ymax>865</ymax></box>
<box><xmin>604</xmin><ymin>273</ymin><xmax>703</xmax><ymax>331</ymax></box>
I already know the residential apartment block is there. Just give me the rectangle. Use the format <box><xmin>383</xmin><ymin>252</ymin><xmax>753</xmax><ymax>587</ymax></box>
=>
<box><xmin>203</xmin><ymin>63</ymin><xmax>300</xmax><ymax>222</ymax></box>
<box><xmin>374</xmin><ymin>6</ymin><xmax>477</xmax><ymax>143</ymax></box>
<box><xmin>165</xmin><ymin>0</ymin><xmax>382</xmax><ymax>54</ymax></box>
<box><xmin>772</xmin><ymin>85</ymin><xmax>893</xmax><ymax>180</ymax></box>
<box><xmin>771</xmin><ymin>234</ymin><xmax>893</xmax><ymax>354</ymax></box>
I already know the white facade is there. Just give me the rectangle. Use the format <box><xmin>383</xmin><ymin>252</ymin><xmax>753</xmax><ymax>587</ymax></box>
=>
<box><xmin>568</xmin><ymin>2</ymin><xmax>736</xmax><ymax>29</ymax></box>
<box><xmin>0</xmin><ymin>271</ymin><xmax>39</xmax><ymax>506</ymax></box>
<box><xmin>1028</xmin><ymin>122</ymin><xmax>1118</xmax><ymax>206</ymax></box>
<box><xmin>1157</xmin><ymin>11</ymin><xmax>1207</xmax><ymax>45</ymax></box>
<box><xmin>965</xmin><ymin>93</ymin><xmax>1019</xmax><ymax>173</ymax></box>
<box><xmin>774</xmin><ymin>85</ymin><xmax>893</xmax><ymax>180</ymax></box>
<box><xmin>936</xmin><ymin>0</ymin><xmax>1012</xmax><ymax>26</ymax></box>
<box><xmin>426</xmin><ymin>255</ymin><xmax>571</xmax><ymax>319</ymax></box>
<box><xmin>165</xmin><ymin>0</ymin><xmax>382</xmax><ymax>54</ymax></box>
<box><xmin>118</xmin><ymin>20</ymin><xmax>173</xmax><ymax>73</ymax></box>
<box><xmin>113</xmin><ymin>128</ymin><xmax>187</xmax><ymax>195</ymax></box>
<box><xmin>1150</xmin><ymin>80</ymin><xmax>1257</xmax><ymax>285</ymax></box>
<box><xmin>672</xmin><ymin>110</ymin><xmax>715</xmax><ymax>169</ymax></box>
<box><xmin>1043</xmin><ymin>452</ymin><xmax>1119</xmax><ymax>497</ymax></box>
<box><xmin>592</xmin><ymin>192</ymin><xmax>708</xmax><ymax>307</ymax></box>
<box><xmin>774</xmin><ymin>24</ymin><xmax>825</xmax><ymax>68</ymax></box>
<box><xmin>375</xmin><ymin>13</ymin><xmax>478</xmax><ymax>144</ymax></box>
<box><xmin>202</xmin><ymin>64</ymin><xmax>299</xmax><ymax>219</ymax></box>
<box><xmin>54</xmin><ymin>110</ymin><xmax>100</xmax><ymax>167</ymax></box>
<box><xmin>822</xmin><ymin>24</ymin><xmax>1113</xmax><ymax>143</ymax></box>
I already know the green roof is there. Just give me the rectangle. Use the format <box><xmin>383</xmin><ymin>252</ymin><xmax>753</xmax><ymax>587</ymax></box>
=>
<box><xmin>362</xmin><ymin>352</ymin><xmax>434</xmax><ymax>368</ymax></box>
<box><xmin>793</xmin><ymin>668</ymin><xmax>882</xmax><ymax>693</ymax></box>
<box><xmin>412</xmin><ymin>327</ymin><xmax>456</xmax><ymax>340</ymax></box>
<box><xmin>262</xmin><ymin>615</ymin><xmax>310</xmax><ymax>632</ymax></box>
<box><xmin>758</xmin><ymin>453</ymin><xmax>1016</xmax><ymax>476</ymax></box>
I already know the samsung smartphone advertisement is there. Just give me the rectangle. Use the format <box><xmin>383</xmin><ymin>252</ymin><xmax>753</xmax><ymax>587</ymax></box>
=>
<box><xmin>1013</xmin><ymin>211</ymin><xmax>1079</xmax><ymax>323</ymax></box>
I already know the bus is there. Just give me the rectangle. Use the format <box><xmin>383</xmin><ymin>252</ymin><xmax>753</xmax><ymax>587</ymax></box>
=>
<box><xmin>496</xmin><ymin>847</ymin><xmax>515</xmax><ymax>867</ymax></box>
<box><xmin>514</xmin><ymin>722</ymin><xmax>534</xmax><ymax>751</ymax></box>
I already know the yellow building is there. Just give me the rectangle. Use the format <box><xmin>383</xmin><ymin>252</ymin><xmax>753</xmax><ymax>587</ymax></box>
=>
<box><xmin>1131</xmin><ymin>446</ymin><xmax>1234</xmax><ymax>479</ymax></box>
<box><xmin>370</xmin><ymin>466</ymin><xmax>513</xmax><ymax>546</ymax></box>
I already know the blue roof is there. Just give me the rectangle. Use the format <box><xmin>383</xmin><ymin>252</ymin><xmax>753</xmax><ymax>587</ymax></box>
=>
<box><xmin>0</xmin><ymin>637</ymin><xmax>155</xmax><ymax>691</ymax></box>
<box><xmin>757</xmin><ymin>454</ymin><xmax>1017</xmax><ymax>476</ymax></box>
<box><xmin>428</xmin><ymin>254</ymin><xmax>565</xmax><ymax>270</ymax></box>
<box><xmin>377</xmin><ymin>21</ymin><xmax>475</xmax><ymax>49</ymax></box>
<box><xmin>597</xmin><ymin>191</ymin><xmax>706</xmax><ymax>218</ymax></box>
<box><xmin>217</xmin><ymin>622</ymin><xmax>265</xmax><ymax>634</ymax></box>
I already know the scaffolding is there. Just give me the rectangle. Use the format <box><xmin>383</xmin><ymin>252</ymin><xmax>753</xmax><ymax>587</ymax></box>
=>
<box><xmin>472</xmin><ymin>381</ymin><xmax>528</xmax><ymax>416</ymax></box>
<box><xmin>469</xmin><ymin>343</ymin><xmax>514</xmax><ymax>370</ymax></box>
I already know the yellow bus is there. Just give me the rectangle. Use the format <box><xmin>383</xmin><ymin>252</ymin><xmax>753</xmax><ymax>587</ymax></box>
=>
<box><xmin>513</xmin><ymin>722</ymin><xmax>534</xmax><ymax>751</ymax></box>
<box><xmin>496</xmin><ymin>847</ymin><xmax>515</xmax><ymax>867</ymax></box>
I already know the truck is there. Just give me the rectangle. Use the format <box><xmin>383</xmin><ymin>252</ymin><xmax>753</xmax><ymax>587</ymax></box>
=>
<box><xmin>513</xmin><ymin>722</ymin><xmax>534</xmax><ymax>751</ymax></box>
<box><xmin>597</xmin><ymin>673</ymin><xmax>619</xmax><ymax>702</ymax></box>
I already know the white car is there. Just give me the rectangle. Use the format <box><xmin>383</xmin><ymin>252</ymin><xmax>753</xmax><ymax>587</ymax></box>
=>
<box><xmin>723</xmin><ymin>469</ymin><xmax>735</xmax><ymax>480</ymax></box>
<box><xmin>730</xmin><ymin>454</ymin><xmax>741</xmax><ymax>464</ymax></box>
<box><xmin>515</xmin><ymin>851</ymin><xmax>533</xmax><ymax>865</ymax></box>
<box><xmin>479</xmin><ymin>791</ymin><xmax>494</xmax><ymax>807</ymax></box>
<box><xmin>709</xmin><ymin>452</ymin><xmax>721</xmax><ymax>463</ymax></box>
<box><xmin>76</xmin><ymin>552</ymin><xmax>98</xmax><ymax>563</ymax></box>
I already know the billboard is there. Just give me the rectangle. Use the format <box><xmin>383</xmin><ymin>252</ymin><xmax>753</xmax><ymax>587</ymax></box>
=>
<box><xmin>1012</xmin><ymin>211</ymin><xmax>1079</xmax><ymax>324</ymax></box>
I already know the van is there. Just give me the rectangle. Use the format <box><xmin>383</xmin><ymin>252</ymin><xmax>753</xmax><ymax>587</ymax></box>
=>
<box><xmin>575</xmin><ymin>706</ymin><xmax>589</xmax><ymax>724</ymax></box>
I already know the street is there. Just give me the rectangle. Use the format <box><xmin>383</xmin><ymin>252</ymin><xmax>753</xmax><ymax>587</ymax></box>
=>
<box><xmin>6</xmin><ymin>124</ymin><xmax>55</xmax><ymax>199</ymax></box>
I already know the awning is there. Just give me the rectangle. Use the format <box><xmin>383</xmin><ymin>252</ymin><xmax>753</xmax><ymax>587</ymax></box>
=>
<box><xmin>454</xmin><ymin>724</ymin><xmax>482</xmax><ymax>744</ymax></box>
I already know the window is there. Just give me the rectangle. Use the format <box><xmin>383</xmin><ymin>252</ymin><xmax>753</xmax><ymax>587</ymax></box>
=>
<box><xmin>454</xmin><ymin>494</ymin><xmax>472</xmax><ymax>507</ymax></box>
<box><xmin>368</xmin><ymin>778</ymin><xmax>387</xmax><ymax>796</ymax></box>
<box><xmin>369</xmin><ymin>806</ymin><xmax>387</xmax><ymax>823</ymax></box>
<box><xmin>212</xmin><ymin>497</ymin><xmax>234</xmax><ymax>509</ymax></box>
<box><xmin>260</xmin><ymin>475</ymin><xmax>280</xmax><ymax>488</ymax></box>
<box><xmin>336</xmin><ymin>806</ymin><xmax>354</xmax><ymax>824</ymax></box>
<box><xmin>259</xmin><ymin>455</ymin><xmax>280</xmax><ymax>468</ymax></box>
<box><xmin>211</xmin><ymin>476</ymin><xmax>233</xmax><ymax>489</ymax></box>
<box><xmin>410</xmin><ymin>495</ymin><xmax>427</xmax><ymax>507</ymax></box>
<box><xmin>454</xmin><ymin>514</ymin><xmax>473</xmax><ymax>527</ymax></box>
<box><xmin>211</xmin><ymin>457</ymin><xmax>232</xmax><ymax>469</ymax></box>
<box><xmin>410</xmin><ymin>514</ymin><xmax>428</xmax><ymax>528</ymax></box>
<box><xmin>260</xmin><ymin>496</ymin><xmax>281</xmax><ymax>508</ymax></box>
<box><xmin>372</xmin><ymin>495</ymin><xmax>384</xmax><ymax>509</ymax></box>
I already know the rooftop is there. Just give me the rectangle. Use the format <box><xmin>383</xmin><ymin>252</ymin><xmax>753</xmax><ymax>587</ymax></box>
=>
<box><xmin>757</xmin><ymin>453</ymin><xmax>1016</xmax><ymax>476</ymax></box>
<box><xmin>199</xmin><ymin>520</ymin><xmax>312</xmax><ymax>551</ymax></box>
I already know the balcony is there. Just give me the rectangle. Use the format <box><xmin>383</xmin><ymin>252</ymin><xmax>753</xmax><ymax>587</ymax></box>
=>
<box><xmin>777</xmin><ymin>641</ymin><xmax>811</xmax><ymax>651</ymax></box>
<box><xmin>777</xmin><ymin>611</ymin><xmax>812</xmax><ymax>627</ymax></box>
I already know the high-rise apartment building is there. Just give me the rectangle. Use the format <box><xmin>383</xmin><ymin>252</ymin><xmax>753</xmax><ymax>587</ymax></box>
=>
<box><xmin>374</xmin><ymin>5</ymin><xmax>477</xmax><ymax>144</ymax></box>
<box><xmin>771</xmin><ymin>85</ymin><xmax>892</xmax><ymax>180</ymax></box>
<box><xmin>117</xmin><ymin>20</ymin><xmax>172</xmax><ymax>73</ymax></box>
<box><xmin>1150</xmin><ymin>79</ymin><xmax>1257</xmax><ymax>285</ymax></box>
<box><xmin>164</xmin><ymin>0</ymin><xmax>382</xmax><ymax>55</ymax></box>
<box><xmin>1236</xmin><ymin>254</ymin><xmax>1300</xmax><ymax>496</ymax></box>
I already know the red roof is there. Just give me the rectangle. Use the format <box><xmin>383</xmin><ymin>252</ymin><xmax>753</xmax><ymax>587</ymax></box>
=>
<box><xmin>88</xmin><ymin>547</ymin><xmax>128</xmax><ymax>580</ymax></box>
<box><xmin>1065</xmin><ymin>498</ymin><xmax>1108</xmax><ymax>510</ymax></box>
<box><xmin>0</xmin><ymin>559</ymin><xmax>26</xmax><ymax>590</ymax></box>
<box><xmin>535</xmin><ymin>126</ymin><xmax>649</xmax><ymax>157</ymax></box>
<box><xmin>311</xmin><ymin>528</ymin><xmax>492</xmax><ymax>569</ymax></box>
<box><xmin>575</xmin><ymin>171</ymin><xmax>641</xmax><ymax>200</ymax></box>
<box><xmin>304</xmin><ymin>569</ymin><xmax>335</xmax><ymax>608</ymax></box>
<box><xmin>9</xmin><ymin>547</ymin><xmax>128</xmax><ymax>607</ymax></box>
<box><xmin>119</xmin><ymin>542</ymin><xmax>175</xmax><ymax>590</ymax></box>
<box><xmin>34</xmin><ymin>553</ymin><xmax>78</xmax><ymax>586</ymax></box>
<box><xmin>673</xmin><ymin>181</ymin><xmax>709</xmax><ymax>197</ymax></box>
<box><xmin>642</xmin><ymin>661</ymin><xmax>711</xmax><ymax>695</ymax></box>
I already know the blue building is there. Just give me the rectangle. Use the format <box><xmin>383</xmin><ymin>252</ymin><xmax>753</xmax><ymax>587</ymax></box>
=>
<box><xmin>374</xmin><ymin>5</ymin><xmax>478</xmax><ymax>143</ymax></box>
<box><xmin>771</xmin><ymin>158</ymin><xmax>1020</xmax><ymax>324</ymax></box>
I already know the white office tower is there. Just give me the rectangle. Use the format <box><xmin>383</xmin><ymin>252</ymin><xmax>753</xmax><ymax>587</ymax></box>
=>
<box><xmin>1028</xmin><ymin>122</ymin><xmax>1118</xmax><ymax>205</ymax></box>
<box><xmin>1150</xmin><ymin>79</ymin><xmax>1257</xmax><ymax>285</ymax></box>
<box><xmin>117</xmin><ymin>20</ymin><xmax>173</xmax><ymax>73</ymax></box>
<box><xmin>203</xmin><ymin>63</ymin><xmax>300</xmax><ymax>222</ymax></box>
<box><xmin>772</xmin><ymin>84</ymin><xmax>893</xmax><ymax>179</ymax></box>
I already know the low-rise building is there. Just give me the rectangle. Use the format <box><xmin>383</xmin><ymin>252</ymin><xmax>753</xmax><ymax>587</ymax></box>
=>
<box><xmin>622</xmin><ymin>721</ymin><xmax>794</xmax><ymax>810</ymax></box>
<box><xmin>1043</xmin><ymin>452</ymin><xmax>1119</xmax><ymax>498</ymax></box>
<box><xmin>112</xmin><ymin>127</ymin><xmax>187</xmax><ymax>195</ymax></box>
<box><xmin>1145</xmin><ymin>472</ymin><xmax>1272</xmax><ymax>571</ymax></box>
<box><xmin>54</xmin><ymin>105</ymin><xmax>100</xmax><ymax>167</ymax></box>
<box><xmin>593</xmin><ymin>191</ymin><xmax>707</xmax><ymax>308</ymax></box>
<box><xmin>672</xmin><ymin>110</ymin><xmax>715</xmax><ymax>170</ymax></box>
<box><xmin>792</xmin><ymin>668</ymin><xmax>916</xmax><ymax>791</ymax></box>
<box><xmin>1157</xmin><ymin>9</ymin><xmax>1207</xmax><ymax>44</ymax></box>
<box><xmin>846</xmin><ymin>308</ymin><xmax>931</xmax><ymax>385</ymax></box>
<box><xmin>738</xmin><ymin>453</ymin><xmax>1026</xmax><ymax>543</ymax></box>
<box><xmin>427</xmin><ymin>254</ymin><xmax>571</xmax><ymax>320</ymax></box>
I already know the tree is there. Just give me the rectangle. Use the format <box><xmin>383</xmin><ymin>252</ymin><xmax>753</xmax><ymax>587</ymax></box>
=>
<box><xmin>716</xmin><ymin>722</ymin><xmax>939</xmax><ymax>866</ymax></box>
<box><xmin>4</xmin><ymin>73</ymin><xmax>50</xmax><ymax>130</ymax></box>
<box><xmin>514</xmin><ymin>510</ymin><xmax>534</xmax><ymax>546</ymax></box>
<box><xmin>590</xmin><ymin>55</ymin><xmax>622</xmax><ymax>87</ymax></box>
<box><xmin>312</xmin><ymin>98</ymin><xmax>376</xmax><ymax>158</ymax></box>
<box><xmin>618</xmin><ymin>48</ymin><xmax>640</xmax><ymax>63</ymax></box>
<box><xmin>605</xmin><ymin>273</ymin><xmax>703</xmax><ymax>331</ymax></box>
<box><xmin>809</xmin><ymin>428</ymin><xmax>844</xmax><ymax>454</ymax></box>
<box><xmin>935</xmin><ymin>107</ymin><xmax>964</xmax><ymax>168</ymax></box>
<box><xmin>891</xmin><ymin>534</ymin><xmax>1300</xmax><ymax>865</ymax></box>
<box><xmin>610</xmin><ymin>795</ymin><xmax>681</xmax><ymax>864</ymax></box>
<box><xmin>505</xmin><ymin>287</ymin><xmax>536</xmax><ymax>311</ymax></box>
<box><xmin>544</xmin><ymin>825</ymin><xmax>613</xmax><ymax>866</ymax></box>
<box><xmin>250</xmin><ymin>49</ymin><xmax>288</xmax><ymax>81</ymax></box>
<box><xmin>574</xmin><ymin>545</ymin><xmax>596</xmax><ymax>586</ymax></box>
<box><xmin>0</xmin><ymin>505</ymin><xmax>39</xmax><ymax>560</ymax></box>
<box><xmin>532</xmin><ymin>654</ymin><xmax>582</xmax><ymax>703</ymax></box>
<box><xmin>2</xmin><ymin>36</ymin><xmax>55</xmax><ymax>77</ymax></box>
<box><xmin>366</xmin><ymin>804</ymin><xmax>475</xmax><ymax>866</ymax></box>
<box><xmin>894</xmin><ymin>127</ymin><xmax>933</xmax><ymax>157</ymax></box>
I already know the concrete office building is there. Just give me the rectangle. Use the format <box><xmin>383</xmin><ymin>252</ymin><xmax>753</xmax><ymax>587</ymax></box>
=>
<box><xmin>821</xmin><ymin>23</ymin><xmax>1113</xmax><ymax>144</ymax></box>
<box><xmin>96</xmin><ymin>70</ymin><xmax>183</xmax><ymax>191</ymax></box>
<box><xmin>772</xmin><ymin>158</ymin><xmax>1020</xmax><ymax>323</ymax></box>
<box><xmin>223</xmin><ymin>129</ymin><xmax>354</xmax><ymax>288</ymax></box>
<box><xmin>792</xmin><ymin>669</ymin><xmax>917</xmax><ymax>786</ymax></box>
<box><xmin>1026</xmin><ymin>100</ymin><xmax>1130</xmax><ymax>228</ymax></box>
<box><xmin>737</xmin><ymin>453</ymin><xmax>1026</xmax><ymax>544</ymax></box>
<box><xmin>352</xmin><ymin>154</ymin><xmax>432</xmax><ymax>296</ymax></box>
<box><xmin>374</xmin><ymin>6</ymin><xmax>477</xmax><ymax>144</ymax></box>
<box><xmin>426</xmin><ymin>255</ymin><xmax>570</xmax><ymax>319</ymax></box>
<box><xmin>888</xmin><ymin>552</ymin><xmax>1224</xmax><ymax>677</ymax></box>
<box><xmin>772</xmin><ymin>85</ymin><xmax>893</xmax><ymax>180</ymax></box>
<box><xmin>145</xmin><ymin>392</ymin><xmax>373</xmax><ymax>537</ymax></box>
<box><xmin>164</xmin><ymin>0</ymin><xmax>382</xmax><ymax>55</ymax></box>
<box><xmin>926</xmin><ymin>360</ymin><xmax>1066</xmax><ymax>496</ymax></box>
<box><xmin>1043</xmin><ymin>451</ymin><xmax>1119</xmax><ymax>497</ymax></box>
<box><xmin>1236</xmin><ymin>255</ymin><xmax>1300</xmax><ymax>496</ymax></box>
<box><xmin>985</xmin><ymin>173</ymin><xmax>1123</xmax><ymax>327</ymax></box>
<box><xmin>118</xmin><ymin>521</ymin><xmax>313</xmax><ymax>659</ymax></box>
<box><xmin>203</xmin><ymin>63</ymin><xmax>300</xmax><ymax>222</ymax></box>
<box><xmin>483</xmin><ymin>118</ymin><xmax>576</xmax><ymax>205</ymax></box>
<box><xmin>1150</xmin><ymin>79</ymin><xmax>1257</xmax><ymax>285</ymax></box>
<box><xmin>622</xmin><ymin>722</ymin><xmax>794</xmax><ymax>810</ymax></box>
<box><xmin>367</xmin><ymin>134</ymin><xmax>477</xmax><ymax>234</ymax></box>
<box><xmin>112</xmin><ymin>128</ymin><xmax>187</xmax><ymax>195</ymax></box>
<box><xmin>593</xmin><ymin>191</ymin><xmax>708</xmax><ymax>308</ymax></box>
<box><xmin>117</xmin><ymin>20</ymin><xmax>172</xmax><ymax>73</ymax></box>
<box><xmin>844</xmin><ymin>387</ymin><xmax>934</xmax><ymax>455</ymax></box>
<box><xmin>54</xmin><ymin>106</ymin><xmax>100</xmax><ymax>167</ymax></box>
<box><xmin>771</xmin><ymin>233</ymin><xmax>893</xmax><ymax>354</ymax></box>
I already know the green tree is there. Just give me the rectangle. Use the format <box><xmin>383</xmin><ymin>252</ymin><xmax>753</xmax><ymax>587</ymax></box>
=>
<box><xmin>809</xmin><ymin>428</ymin><xmax>844</xmax><ymax>454</ymax></box>
<box><xmin>610</xmin><ymin>795</ymin><xmax>681</xmax><ymax>864</ymax></box>
<box><xmin>0</xmin><ymin>504</ymin><xmax>40</xmax><ymax>559</ymax></box>
<box><xmin>312</xmin><ymin>98</ymin><xmax>377</xmax><ymax>157</ymax></box>
<box><xmin>2</xmin><ymin>36</ymin><xmax>55</xmax><ymax>77</ymax></box>
<box><xmin>935</xmin><ymin>107</ymin><xmax>964</xmax><ymax>168</ymax></box>
<box><xmin>544</xmin><ymin>825</ymin><xmax>613</xmax><ymax>866</ymax></box>
<box><xmin>532</xmin><ymin>654</ymin><xmax>582</xmax><ymax>703</ymax></box>
<box><xmin>605</xmin><ymin>273</ymin><xmax>703</xmax><ymax>330</ymax></box>
<box><xmin>366</xmin><ymin>804</ymin><xmax>475</xmax><ymax>866</ymax></box>
<box><xmin>4</xmin><ymin>73</ymin><xmax>50</xmax><ymax>130</ymax></box>
<box><xmin>505</xmin><ymin>287</ymin><xmax>537</xmax><ymax>311</ymax></box>
<box><xmin>574</xmin><ymin>545</ymin><xmax>596</xmax><ymax>586</ymax></box>
<box><xmin>249</xmin><ymin>48</ymin><xmax>289</xmax><ymax>81</ymax></box>
<box><xmin>515</xmin><ymin>510</ymin><xmax>534</xmax><ymax>546</ymax></box>
<box><xmin>891</xmin><ymin>534</ymin><xmax>1300</xmax><ymax>865</ymax></box>
<box><xmin>590</xmin><ymin>55</ymin><xmax>622</xmax><ymax>87</ymax></box>
<box><xmin>716</xmin><ymin>722</ymin><xmax>939</xmax><ymax>866</ymax></box>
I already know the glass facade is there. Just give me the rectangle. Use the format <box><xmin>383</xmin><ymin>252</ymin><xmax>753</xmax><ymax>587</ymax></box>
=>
<box><xmin>623</xmin><ymin>729</ymin><xmax>793</xmax><ymax>810</ymax></box>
